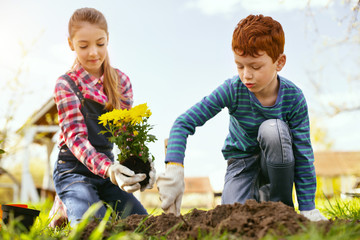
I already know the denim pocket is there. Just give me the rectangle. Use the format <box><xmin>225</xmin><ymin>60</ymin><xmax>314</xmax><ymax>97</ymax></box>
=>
<box><xmin>55</xmin><ymin>156</ymin><xmax>79</xmax><ymax>177</ymax></box>
<box><xmin>53</xmin><ymin>156</ymin><xmax>81</xmax><ymax>193</ymax></box>
<box><xmin>225</xmin><ymin>158</ymin><xmax>246</xmax><ymax>179</ymax></box>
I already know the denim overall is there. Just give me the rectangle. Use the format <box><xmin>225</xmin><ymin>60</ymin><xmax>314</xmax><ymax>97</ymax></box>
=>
<box><xmin>222</xmin><ymin>119</ymin><xmax>295</xmax><ymax>207</ymax></box>
<box><xmin>53</xmin><ymin>74</ymin><xmax>147</xmax><ymax>226</ymax></box>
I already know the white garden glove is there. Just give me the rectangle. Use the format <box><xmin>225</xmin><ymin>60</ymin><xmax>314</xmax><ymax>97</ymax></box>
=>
<box><xmin>141</xmin><ymin>160</ymin><xmax>156</xmax><ymax>192</ymax></box>
<box><xmin>156</xmin><ymin>163</ymin><xmax>184</xmax><ymax>216</ymax></box>
<box><xmin>300</xmin><ymin>209</ymin><xmax>328</xmax><ymax>221</ymax></box>
<box><xmin>106</xmin><ymin>161</ymin><xmax>146</xmax><ymax>193</ymax></box>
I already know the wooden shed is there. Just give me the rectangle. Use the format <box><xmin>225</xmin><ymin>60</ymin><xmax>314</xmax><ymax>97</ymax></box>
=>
<box><xmin>16</xmin><ymin>97</ymin><xmax>59</xmax><ymax>202</ymax></box>
<box><xmin>314</xmin><ymin>151</ymin><xmax>360</xmax><ymax>198</ymax></box>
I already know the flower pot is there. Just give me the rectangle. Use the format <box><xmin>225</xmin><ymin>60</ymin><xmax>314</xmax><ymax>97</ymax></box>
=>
<box><xmin>121</xmin><ymin>156</ymin><xmax>151</xmax><ymax>188</ymax></box>
<box><xmin>1</xmin><ymin>204</ymin><xmax>40</xmax><ymax>230</ymax></box>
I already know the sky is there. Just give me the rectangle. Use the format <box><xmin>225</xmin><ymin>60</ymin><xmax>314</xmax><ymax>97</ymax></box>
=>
<box><xmin>1</xmin><ymin>0</ymin><xmax>359</xmax><ymax>191</ymax></box>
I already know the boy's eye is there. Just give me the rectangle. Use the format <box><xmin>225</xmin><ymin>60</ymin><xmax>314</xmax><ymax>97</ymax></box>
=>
<box><xmin>79</xmin><ymin>46</ymin><xmax>87</xmax><ymax>49</ymax></box>
<box><xmin>97</xmin><ymin>43</ymin><xmax>105</xmax><ymax>47</ymax></box>
<box><xmin>237</xmin><ymin>65</ymin><xmax>244</xmax><ymax>69</ymax></box>
<box><xmin>252</xmin><ymin>66</ymin><xmax>261</xmax><ymax>70</ymax></box>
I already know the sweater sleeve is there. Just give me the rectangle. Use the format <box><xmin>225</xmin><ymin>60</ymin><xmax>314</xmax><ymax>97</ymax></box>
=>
<box><xmin>288</xmin><ymin>92</ymin><xmax>316</xmax><ymax>211</ymax></box>
<box><xmin>165</xmin><ymin>79</ymin><xmax>235</xmax><ymax>164</ymax></box>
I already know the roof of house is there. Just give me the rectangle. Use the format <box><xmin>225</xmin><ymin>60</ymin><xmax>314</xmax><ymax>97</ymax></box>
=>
<box><xmin>17</xmin><ymin>97</ymin><xmax>59</xmax><ymax>144</ymax></box>
<box><xmin>184</xmin><ymin>176</ymin><xmax>213</xmax><ymax>193</ymax></box>
<box><xmin>314</xmin><ymin>151</ymin><xmax>360</xmax><ymax>177</ymax></box>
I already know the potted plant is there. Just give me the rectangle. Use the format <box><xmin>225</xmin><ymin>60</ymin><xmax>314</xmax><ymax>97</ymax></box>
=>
<box><xmin>98</xmin><ymin>103</ymin><xmax>157</xmax><ymax>187</ymax></box>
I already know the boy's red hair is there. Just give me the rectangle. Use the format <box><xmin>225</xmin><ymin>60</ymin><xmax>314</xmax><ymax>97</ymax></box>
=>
<box><xmin>232</xmin><ymin>14</ymin><xmax>285</xmax><ymax>63</ymax></box>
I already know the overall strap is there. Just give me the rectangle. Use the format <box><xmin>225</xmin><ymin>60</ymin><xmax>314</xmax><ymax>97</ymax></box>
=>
<box><xmin>61</xmin><ymin>74</ymin><xmax>84</xmax><ymax>103</ymax></box>
<box><xmin>60</xmin><ymin>74</ymin><xmax>113</xmax><ymax>151</ymax></box>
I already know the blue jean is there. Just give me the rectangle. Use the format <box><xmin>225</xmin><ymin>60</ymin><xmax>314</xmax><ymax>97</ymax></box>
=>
<box><xmin>53</xmin><ymin>149</ymin><xmax>147</xmax><ymax>226</ymax></box>
<box><xmin>222</xmin><ymin>119</ymin><xmax>295</xmax><ymax>207</ymax></box>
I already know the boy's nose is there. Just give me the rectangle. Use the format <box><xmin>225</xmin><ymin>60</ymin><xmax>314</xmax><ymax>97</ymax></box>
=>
<box><xmin>243</xmin><ymin>68</ymin><xmax>253</xmax><ymax>79</ymax></box>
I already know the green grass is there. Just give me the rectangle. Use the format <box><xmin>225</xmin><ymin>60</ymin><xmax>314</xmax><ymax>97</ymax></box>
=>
<box><xmin>1</xmin><ymin>197</ymin><xmax>360</xmax><ymax>239</ymax></box>
<box><xmin>323</xmin><ymin>197</ymin><xmax>360</xmax><ymax>220</ymax></box>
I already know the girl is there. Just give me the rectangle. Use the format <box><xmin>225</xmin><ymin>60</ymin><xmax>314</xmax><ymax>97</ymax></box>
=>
<box><xmin>50</xmin><ymin>7</ymin><xmax>155</xmax><ymax>227</ymax></box>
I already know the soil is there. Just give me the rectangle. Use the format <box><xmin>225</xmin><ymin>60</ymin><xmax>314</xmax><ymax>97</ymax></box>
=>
<box><xmin>120</xmin><ymin>156</ymin><xmax>151</xmax><ymax>187</ymax></box>
<box><xmin>80</xmin><ymin>200</ymin><xmax>335</xmax><ymax>240</ymax></box>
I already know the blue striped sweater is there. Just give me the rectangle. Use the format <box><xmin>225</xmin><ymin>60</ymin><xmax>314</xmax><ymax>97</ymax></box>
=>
<box><xmin>165</xmin><ymin>75</ymin><xmax>316</xmax><ymax>211</ymax></box>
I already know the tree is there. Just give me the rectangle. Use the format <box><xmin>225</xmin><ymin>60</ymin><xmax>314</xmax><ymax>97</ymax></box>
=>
<box><xmin>305</xmin><ymin>0</ymin><xmax>360</xmax><ymax>116</ymax></box>
<box><xmin>310</xmin><ymin>118</ymin><xmax>334</xmax><ymax>151</ymax></box>
<box><xmin>0</xmin><ymin>36</ymin><xmax>42</xmax><ymax>201</ymax></box>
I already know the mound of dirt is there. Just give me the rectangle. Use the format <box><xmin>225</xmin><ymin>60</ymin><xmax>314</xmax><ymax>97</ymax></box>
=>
<box><xmin>81</xmin><ymin>200</ymin><xmax>331</xmax><ymax>239</ymax></box>
<box><xmin>123</xmin><ymin>200</ymin><xmax>310</xmax><ymax>239</ymax></box>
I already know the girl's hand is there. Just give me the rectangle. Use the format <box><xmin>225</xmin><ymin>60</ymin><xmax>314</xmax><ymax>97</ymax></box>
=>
<box><xmin>106</xmin><ymin>162</ymin><xmax>146</xmax><ymax>193</ymax></box>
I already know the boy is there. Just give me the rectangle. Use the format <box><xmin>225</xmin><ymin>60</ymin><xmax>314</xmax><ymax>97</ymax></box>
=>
<box><xmin>156</xmin><ymin>14</ymin><xmax>327</xmax><ymax>221</ymax></box>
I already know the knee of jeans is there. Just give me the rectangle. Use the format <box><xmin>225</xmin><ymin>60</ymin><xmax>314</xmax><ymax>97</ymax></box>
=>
<box><xmin>258</xmin><ymin>119</ymin><xmax>289</xmax><ymax>143</ymax></box>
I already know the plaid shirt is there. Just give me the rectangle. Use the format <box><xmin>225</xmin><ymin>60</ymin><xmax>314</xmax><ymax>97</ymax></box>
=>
<box><xmin>54</xmin><ymin>65</ymin><xmax>133</xmax><ymax>178</ymax></box>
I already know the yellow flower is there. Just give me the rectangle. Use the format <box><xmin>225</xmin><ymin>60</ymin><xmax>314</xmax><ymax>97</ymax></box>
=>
<box><xmin>98</xmin><ymin>108</ymin><xmax>132</xmax><ymax>127</ymax></box>
<box><xmin>145</xmin><ymin>109</ymin><xmax>152</xmax><ymax>117</ymax></box>
<box><xmin>98</xmin><ymin>112</ymin><xmax>111</xmax><ymax>126</ymax></box>
<box><xmin>133</xmin><ymin>131</ymin><xmax>139</xmax><ymax>136</ymax></box>
<box><xmin>128</xmin><ymin>103</ymin><xmax>152</xmax><ymax>125</ymax></box>
<box><xmin>99</xmin><ymin>103</ymin><xmax>152</xmax><ymax>129</ymax></box>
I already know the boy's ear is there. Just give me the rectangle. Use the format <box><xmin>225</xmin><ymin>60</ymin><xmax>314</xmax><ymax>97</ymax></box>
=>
<box><xmin>276</xmin><ymin>54</ymin><xmax>286</xmax><ymax>71</ymax></box>
<box><xmin>68</xmin><ymin>37</ymin><xmax>75</xmax><ymax>51</ymax></box>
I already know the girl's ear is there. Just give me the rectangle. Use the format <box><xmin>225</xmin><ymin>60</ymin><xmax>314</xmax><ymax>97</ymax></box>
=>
<box><xmin>276</xmin><ymin>54</ymin><xmax>286</xmax><ymax>71</ymax></box>
<box><xmin>68</xmin><ymin>37</ymin><xmax>75</xmax><ymax>51</ymax></box>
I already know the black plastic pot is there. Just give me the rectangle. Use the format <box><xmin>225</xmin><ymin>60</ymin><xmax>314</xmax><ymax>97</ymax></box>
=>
<box><xmin>1</xmin><ymin>204</ymin><xmax>40</xmax><ymax>230</ymax></box>
<box><xmin>121</xmin><ymin>156</ymin><xmax>151</xmax><ymax>188</ymax></box>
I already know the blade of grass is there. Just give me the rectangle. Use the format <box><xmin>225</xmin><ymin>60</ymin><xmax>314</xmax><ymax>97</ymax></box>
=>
<box><xmin>67</xmin><ymin>201</ymin><xmax>103</xmax><ymax>240</ymax></box>
<box><xmin>89</xmin><ymin>207</ymin><xmax>112</xmax><ymax>240</ymax></box>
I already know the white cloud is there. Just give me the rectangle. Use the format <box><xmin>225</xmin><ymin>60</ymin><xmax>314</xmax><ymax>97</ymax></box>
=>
<box><xmin>324</xmin><ymin>111</ymin><xmax>360</xmax><ymax>151</ymax></box>
<box><xmin>185</xmin><ymin>0</ymin><xmax>333</xmax><ymax>15</ymax></box>
<box><xmin>240</xmin><ymin>0</ymin><xmax>332</xmax><ymax>12</ymax></box>
<box><xmin>185</xmin><ymin>0</ymin><xmax>242</xmax><ymax>15</ymax></box>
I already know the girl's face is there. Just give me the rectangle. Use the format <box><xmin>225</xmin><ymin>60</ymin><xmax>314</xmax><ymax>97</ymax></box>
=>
<box><xmin>68</xmin><ymin>22</ymin><xmax>108</xmax><ymax>78</ymax></box>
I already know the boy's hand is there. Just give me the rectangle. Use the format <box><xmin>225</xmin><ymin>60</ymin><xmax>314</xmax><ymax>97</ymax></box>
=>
<box><xmin>156</xmin><ymin>163</ymin><xmax>184</xmax><ymax>216</ymax></box>
<box><xmin>300</xmin><ymin>209</ymin><xmax>328</xmax><ymax>221</ymax></box>
<box><xmin>106</xmin><ymin>162</ymin><xmax>146</xmax><ymax>193</ymax></box>
<box><xmin>141</xmin><ymin>160</ymin><xmax>156</xmax><ymax>191</ymax></box>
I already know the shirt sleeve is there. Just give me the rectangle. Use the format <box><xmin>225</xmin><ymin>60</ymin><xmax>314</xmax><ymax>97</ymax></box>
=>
<box><xmin>288</xmin><ymin>93</ymin><xmax>317</xmax><ymax>211</ymax></box>
<box><xmin>165</xmin><ymin>79</ymin><xmax>235</xmax><ymax>164</ymax></box>
<box><xmin>54</xmin><ymin>76</ymin><xmax>112</xmax><ymax>178</ymax></box>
